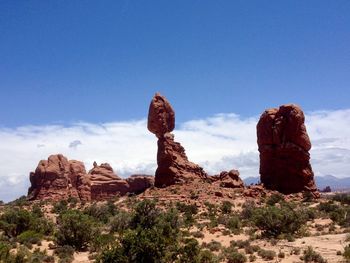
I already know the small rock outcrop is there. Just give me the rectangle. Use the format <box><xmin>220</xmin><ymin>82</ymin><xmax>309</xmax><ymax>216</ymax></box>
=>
<box><xmin>28</xmin><ymin>155</ymin><xmax>154</xmax><ymax>201</ymax></box>
<box><xmin>257</xmin><ymin>104</ymin><xmax>319</xmax><ymax>196</ymax></box>
<box><xmin>148</xmin><ymin>93</ymin><xmax>207</xmax><ymax>187</ymax></box>
<box><xmin>211</xmin><ymin>170</ymin><xmax>244</xmax><ymax>189</ymax></box>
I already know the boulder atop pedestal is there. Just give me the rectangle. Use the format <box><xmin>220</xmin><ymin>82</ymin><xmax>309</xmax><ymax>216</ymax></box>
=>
<box><xmin>147</xmin><ymin>93</ymin><xmax>208</xmax><ymax>187</ymax></box>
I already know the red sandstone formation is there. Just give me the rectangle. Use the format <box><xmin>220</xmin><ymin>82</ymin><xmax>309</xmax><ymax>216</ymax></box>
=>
<box><xmin>148</xmin><ymin>93</ymin><xmax>175</xmax><ymax>138</ymax></box>
<box><xmin>148</xmin><ymin>93</ymin><xmax>207</xmax><ymax>187</ymax></box>
<box><xmin>257</xmin><ymin>104</ymin><xmax>319</xmax><ymax>196</ymax></box>
<box><xmin>211</xmin><ymin>170</ymin><xmax>244</xmax><ymax>189</ymax></box>
<box><xmin>28</xmin><ymin>155</ymin><xmax>153</xmax><ymax>201</ymax></box>
<box><xmin>28</xmin><ymin>154</ymin><xmax>90</xmax><ymax>201</ymax></box>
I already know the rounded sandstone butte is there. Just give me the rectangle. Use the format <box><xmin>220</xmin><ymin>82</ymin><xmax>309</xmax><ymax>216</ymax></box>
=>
<box><xmin>148</xmin><ymin>93</ymin><xmax>175</xmax><ymax>137</ymax></box>
<box><xmin>28</xmin><ymin>156</ymin><xmax>154</xmax><ymax>202</ymax></box>
<box><xmin>257</xmin><ymin>104</ymin><xmax>319</xmax><ymax>196</ymax></box>
<box><xmin>28</xmin><ymin>154</ymin><xmax>90</xmax><ymax>201</ymax></box>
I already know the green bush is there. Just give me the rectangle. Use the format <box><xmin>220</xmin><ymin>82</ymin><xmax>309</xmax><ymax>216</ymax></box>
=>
<box><xmin>266</xmin><ymin>193</ymin><xmax>285</xmax><ymax>206</ymax></box>
<box><xmin>179</xmin><ymin>238</ymin><xmax>200</xmax><ymax>263</ymax></box>
<box><xmin>226</xmin><ymin>249</ymin><xmax>247</xmax><ymax>263</ymax></box>
<box><xmin>226</xmin><ymin>216</ymin><xmax>241</xmax><ymax>234</ymax></box>
<box><xmin>52</xmin><ymin>200</ymin><xmax>68</xmax><ymax>214</ymax></box>
<box><xmin>257</xmin><ymin>249</ymin><xmax>276</xmax><ymax>260</ymax></box>
<box><xmin>91</xmin><ymin>233</ymin><xmax>116</xmax><ymax>252</ymax></box>
<box><xmin>118</xmin><ymin>200</ymin><xmax>180</xmax><ymax>263</ymax></box>
<box><xmin>203</xmin><ymin>240</ymin><xmax>221</xmax><ymax>252</ymax></box>
<box><xmin>302</xmin><ymin>246</ymin><xmax>327</xmax><ymax>263</ymax></box>
<box><xmin>54</xmin><ymin>245</ymin><xmax>75</xmax><ymax>263</ymax></box>
<box><xmin>333</xmin><ymin>193</ymin><xmax>350</xmax><ymax>205</ymax></box>
<box><xmin>17</xmin><ymin>230</ymin><xmax>42</xmax><ymax>245</ymax></box>
<box><xmin>343</xmin><ymin>245</ymin><xmax>350</xmax><ymax>261</ymax></box>
<box><xmin>198</xmin><ymin>249</ymin><xmax>218</xmax><ymax>263</ymax></box>
<box><xmin>318</xmin><ymin>201</ymin><xmax>350</xmax><ymax>227</ymax></box>
<box><xmin>0</xmin><ymin>207</ymin><xmax>52</xmax><ymax>238</ymax></box>
<box><xmin>84</xmin><ymin>201</ymin><xmax>117</xmax><ymax>223</ymax></box>
<box><xmin>221</xmin><ymin>201</ymin><xmax>233</xmax><ymax>214</ymax></box>
<box><xmin>55</xmin><ymin>210</ymin><xmax>97</xmax><ymax>250</ymax></box>
<box><xmin>95</xmin><ymin>245</ymin><xmax>128</xmax><ymax>263</ymax></box>
<box><xmin>252</xmin><ymin>204</ymin><xmax>307</xmax><ymax>238</ymax></box>
<box><xmin>109</xmin><ymin>211</ymin><xmax>131</xmax><ymax>234</ymax></box>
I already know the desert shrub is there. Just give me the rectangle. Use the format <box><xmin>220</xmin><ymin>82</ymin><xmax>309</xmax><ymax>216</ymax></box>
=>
<box><xmin>226</xmin><ymin>216</ymin><xmax>241</xmax><ymax>234</ymax></box>
<box><xmin>31</xmin><ymin>248</ymin><xmax>55</xmax><ymax>263</ymax></box>
<box><xmin>0</xmin><ymin>207</ymin><xmax>49</xmax><ymax>237</ymax></box>
<box><xmin>52</xmin><ymin>200</ymin><xmax>68</xmax><ymax>213</ymax></box>
<box><xmin>176</xmin><ymin>202</ymin><xmax>198</xmax><ymax>226</ymax></box>
<box><xmin>109</xmin><ymin>211</ymin><xmax>131</xmax><ymax>234</ymax></box>
<box><xmin>204</xmin><ymin>202</ymin><xmax>217</xmax><ymax>217</ymax></box>
<box><xmin>178</xmin><ymin>238</ymin><xmax>200</xmax><ymax>263</ymax></box>
<box><xmin>17</xmin><ymin>230</ymin><xmax>42</xmax><ymax>245</ymax></box>
<box><xmin>54</xmin><ymin>245</ymin><xmax>75</xmax><ymax>263</ymax></box>
<box><xmin>343</xmin><ymin>245</ymin><xmax>350</xmax><ymax>261</ymax></box>
<box><xmin>291</xmin><ymin>247</ymin><xmax>301</xmax><ymax>255</ymax></box>
<box><xmin>7</xmin><ymin>195</ymin><xmax>28</xmax><ymax>206</ymax></box>
<box><xmin>198</xmin><ymin>249</ymin><xmax>218</xmax><ymax>263</ymax></box>
<box><xmin>204</xmin><ymin>240</ymin><xmax>222</xmax><ymax>252</ymax></box>
<box><xmin>333</xmin><ymin>193</ymin><xmax>350</xmax><ymax>205</ymax></box>
<box><xmin>130</xmin><ymin>199</ymin><xmax>160</xmax><ymax>229</ymax></box>
<box><xmin>91</xmin><ymin>233</ymin><xmax>116</xmax><ymax>252</ymax></box>
<box><xmin>301</xmin><ymin>246</ymin><xmax>327</xmax><ymax>263</ymax></box>
<box><xmin>257</xmin><ymin>249</ymin><xmax>276</xmax><ymax>260</ymax></box>
<box><xmin>221</xmin><ymin>201</ymin><xmax>233</xmax><ymax>214</ymax></box>
<box><xmin>266</xmin><ymin>193</ymin><xmax>285</xmax><ymax>206</ymax></box>
<box><xmin>318</xmin><ymin>201</ymin><xmax>350</xmax><ymax>226</ymax></box>
<box><xmin>226</xmin><ymin>248</ymin><xmax>247</xmax><ymax>263</ymax></box>
<box><xmin>55</xmin><ymin>210</ymin><xmax>97</xmax><ymax>250</ymax></box>
<box><xmin>192</xmin><ymin>231</ymin><xmax>204</xmax><ymax>238</ymax></box>
<box><xmin>278</xmin><ymin>251</ymin><xmax>285</xmax><ymax>258</ymax></box>
<box><xmin>0</xmin><ymin>241</ymin><xmax>11</xmax><ymax>261</ymax></box>
<box><xmin>0</xmin><ymin>208</ymin><xmax>32</xmax><ymax>237</ymax></box>
<box><xmin>84</xmin><ymin>201</ymin><xmax>117</xmax><ymax>223</ymax></box>
<box><xmin>230</xmin><ymin>240</ymin><xmax>250</xmax><ymax>249</ymax></box>
<box><xmin>252</xmin><ymin>204</ymin><xmax>307</xmax><ymax>238</ymax></box>
<box><xmin>118</xmin><ymin>200</ymin><xmax>180</xmax><ymax>262</ymax></box>
<box><xmin>248</xmin><ymin>254</ymin><xmax>256</xmax><ymax>262</ymax></box>
<box><xmin>95</xmin><ymin>244</ymin><xmax>128</xmax><ymax>263</ymax></box>
<box><xmin>31</xmin><ymin>203</ymin><xmax>44</xmax><ymax>217</ymax></box>
<box><xmin>240</xmin><ymin>201</ymin><xmax>256</xmax><ymax>221</ymax></box>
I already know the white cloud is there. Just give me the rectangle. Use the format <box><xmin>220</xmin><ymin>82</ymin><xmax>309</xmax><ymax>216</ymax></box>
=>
<box><xmin>0</xmin><ymin>109</ymin><xmax>349</xmax><ymax>202</ymax></box>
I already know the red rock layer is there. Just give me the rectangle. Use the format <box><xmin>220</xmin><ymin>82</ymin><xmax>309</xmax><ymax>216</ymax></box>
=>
<box><xmin>211</xmin><ymin>170</ymin><xmax>244</xmax><ymax>189</ymax></box>
<box><xmin>28</xmin><ymin>155</ymin><xmax>154</xmax><ymax>201</ymax></box>
<box><xmin>155</xmin><ymin>133</ymin><xmax>207</xmax><ymax>187</ymax></box>
<box><xmin>257</xmin><ymin>104</ymin><xmax>319</xmax><ymax>196</ymax></box>
<box><xmin>148</xmin><ymin>93</ymin><xmax>208</xmax><ymax>187</ymax></box>
<box><xmin>28</xmin><ymin>154</ymin><xmax>91</xmax><ymax>201</ymax></box>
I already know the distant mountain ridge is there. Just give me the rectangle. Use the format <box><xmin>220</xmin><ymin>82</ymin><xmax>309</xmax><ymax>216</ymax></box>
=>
<box><xmin>243</xmin><ymin>175</ymin><xmax>350</xmax><ymax>191</ymax></box>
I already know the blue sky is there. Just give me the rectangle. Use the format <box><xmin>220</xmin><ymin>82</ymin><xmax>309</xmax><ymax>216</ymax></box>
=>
<box><xmin>1</xmin><ymin>1</ymin><xmax>349</xmax><ymax>126</ymax></box>
<box><xmin>0</xmin><ymin>1</ymin><xmax>350</xmax><ymax>201</ymax></box>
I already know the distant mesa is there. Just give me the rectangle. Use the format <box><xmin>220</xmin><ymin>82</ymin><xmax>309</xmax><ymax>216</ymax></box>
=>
<box><xmin>257</xmin><ymin>104</ymin><xmax>319</xmax><ymax>197</ymax></box>
<box><xmin>28</xmin><ymin>154</ymin><xmax>154</xmax><ymax>201</ymax></box>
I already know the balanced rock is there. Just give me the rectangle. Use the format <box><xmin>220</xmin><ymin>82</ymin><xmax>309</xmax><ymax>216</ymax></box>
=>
<box><xmin>148</xmin><ymin>92</ymin><xmax>175</xmax><ymax>138</ymax></box>
<box><xmin>148</xmin><ymin>93</ymin><xmax>207</xmax><ymax>187</ymax></box>
<box><xmin>257</xmin><ymin>104</ymin><xmax>319</xmax><ymax>196</ymax></box>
